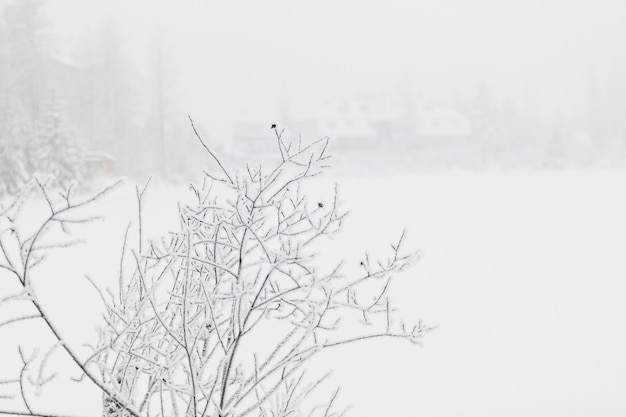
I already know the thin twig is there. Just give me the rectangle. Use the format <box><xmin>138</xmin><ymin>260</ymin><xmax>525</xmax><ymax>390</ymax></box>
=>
<box><xmin>189</xmin><ymin>116</ymin><xmax>234</xmax><ymax>184</ymax></box>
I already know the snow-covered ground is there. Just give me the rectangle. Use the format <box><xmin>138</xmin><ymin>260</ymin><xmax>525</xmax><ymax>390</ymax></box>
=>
<box><xmin>333</xmin><ymin>169</ymin><xmax>626</xmax><ymax>416</ymax></box>
<box><xmin>2</xmin><ymin>168</ymin><xmax>626</xmax><ymax>416</ymax></box>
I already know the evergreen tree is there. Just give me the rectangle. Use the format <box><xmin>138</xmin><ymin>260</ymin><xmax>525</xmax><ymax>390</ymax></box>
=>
<box><xmin>31</xmin><ymin>98</ymin><xmax>85</xmax><ymax>187</ymax></box>
<box><xmin>0</xmin><ymin>90</ymin><xmax>33</xmax><ymax>196</ymax></box>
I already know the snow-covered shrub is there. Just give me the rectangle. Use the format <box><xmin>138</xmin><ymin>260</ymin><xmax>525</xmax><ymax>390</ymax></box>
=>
<box><xmin>0</xmin><ymin>124</ymin><xmax>431</xmax><ymax>417</ymax></box>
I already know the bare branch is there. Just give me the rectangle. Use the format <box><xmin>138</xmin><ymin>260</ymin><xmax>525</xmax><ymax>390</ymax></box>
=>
<box><xmin>0</xmin><ymin>314</ymin><xmax>41</xmax><ymax>329</ymax></box>
<box><xmin>189</xmin><ymin>116</ymin><xmax>234</xmax><ymax>184</ymax></box>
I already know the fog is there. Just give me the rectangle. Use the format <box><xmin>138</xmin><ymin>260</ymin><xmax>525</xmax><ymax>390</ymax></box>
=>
<box><xmin>2</xmin><ymin>0</ymin><xmax>626</xmax><ymax>177</ymax></box>
<box><xmin>1</xmin><ymin>1</ymin><xmax>626</xmax><ymax>417</ymax></box>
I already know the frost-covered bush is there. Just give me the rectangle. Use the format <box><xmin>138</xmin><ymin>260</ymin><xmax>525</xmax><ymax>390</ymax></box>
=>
<box><xmin>0</xmin><ymin>124</ymin><xmax>431</xmax><ymax>417</ymax></box>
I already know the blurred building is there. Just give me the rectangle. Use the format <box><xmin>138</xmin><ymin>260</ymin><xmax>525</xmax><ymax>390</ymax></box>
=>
<box><xmin>231</xmin><ymin>93</ymin><xmax>474</xmax><ymax>158</ymax></box>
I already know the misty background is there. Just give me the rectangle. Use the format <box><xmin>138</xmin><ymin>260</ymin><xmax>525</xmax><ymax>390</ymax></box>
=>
<box><xmin>2</xmin><ymin>1</ymin><xmax>626</xmax><ymax>416</ymax></box>
<box><xmin>2</xmin><ymin>0</ymin><xmax>626</xmax><ymax>182</ymax></box>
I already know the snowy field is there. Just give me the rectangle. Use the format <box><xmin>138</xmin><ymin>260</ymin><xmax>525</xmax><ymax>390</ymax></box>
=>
<box><xmin>2</xmin><ymin>168</ymin><xmax>626</xmax><ymax>416</ymax></box>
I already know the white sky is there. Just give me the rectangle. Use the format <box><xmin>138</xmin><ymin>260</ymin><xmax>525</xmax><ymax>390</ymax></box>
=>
<box><xmin>36</xmin><ymin>0</ymin><xmax>626</xmax><ymax>127</ymax></box>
